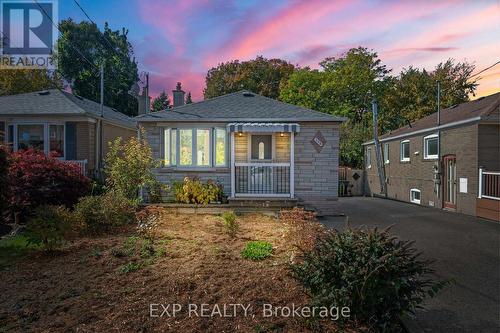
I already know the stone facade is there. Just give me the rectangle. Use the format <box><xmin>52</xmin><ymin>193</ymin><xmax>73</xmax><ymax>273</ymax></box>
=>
<box><xmin>364</xmin><ymin>123</ymin><xmax>498</xmax><ymax>217</ymax></box>
<box><xmin>141</xmin><ymin>121</ymin><xmax>341</xmax><ymax>214</ymax></box>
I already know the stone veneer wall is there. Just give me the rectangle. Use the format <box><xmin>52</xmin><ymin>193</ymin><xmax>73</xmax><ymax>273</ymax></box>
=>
<box><xmin>294</xmin><ymin>122</ymin><xmax>340</xmax><ymax>215</ymax></box>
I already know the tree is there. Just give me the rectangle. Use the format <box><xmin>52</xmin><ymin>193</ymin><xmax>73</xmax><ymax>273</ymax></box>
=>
<box><xmin>204</xmin><ymin>56</ymin><xmax>295</xmax><ymax>99</ymax></box>
<box><xmin>280</xmin><ymin>47</ymin><xmax>392</xmax><ymax>168</ymax></box>
<box><xmin>151</xmin><ymin>90</ymin><xmax>170</xmax><ymax>112</ymax></box>
<box><xmin>0</xmin><ymin>69</ymin><xmax>62</xmax><ymax>96</ymax></box>
<box><xmin>380</xmin><ymin>59</ymin><xmax>477</xmax><ymax>132</ymax></box>
<box><xmin>57</xmin><ymin>19</ymin><xmax>139</xmax><ymax>116</ymax></box>
<box><xmin>185</xmin><ymin>91</ymin><xmax>193</xmax><ymax>104</ymax></box>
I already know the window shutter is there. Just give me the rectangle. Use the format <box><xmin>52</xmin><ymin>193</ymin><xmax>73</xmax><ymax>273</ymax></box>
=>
<box><xmin>65</xmin><ymin>122</ymin><xmax>77</xmax><ymax>160</ymax></box>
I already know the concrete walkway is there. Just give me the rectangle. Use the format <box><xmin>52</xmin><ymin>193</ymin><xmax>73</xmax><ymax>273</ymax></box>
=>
<box><xmin>321</xmin><ymin>197</ymin><xmax>500</xmax><ymax>332</ymax></box>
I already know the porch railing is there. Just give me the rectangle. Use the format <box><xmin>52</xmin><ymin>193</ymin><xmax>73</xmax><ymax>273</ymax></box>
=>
<box><xmin>479</xmin><ymin>168</ymin><xmax>500</xmax><ymax>200</ymax></box>
<box><xmin>234</xmin><ymin>162</ymin><xmax>291</xmax><ymax>197</ymax></box>
<box><xmin>62</xmin><ymin>159</ymin><xmax>88</xmax><ymax>176</ymax></box>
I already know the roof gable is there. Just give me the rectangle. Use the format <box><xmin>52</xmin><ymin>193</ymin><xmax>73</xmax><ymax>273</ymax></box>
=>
<box><xmin>0</xmin><ymin>89</ymin><xmax>135</xmax><ymax>129</ymax></box>
<box><xmin>136</xmin><ymin>90</ymin><xmax>345</xmax><ymax>122</ymax></box>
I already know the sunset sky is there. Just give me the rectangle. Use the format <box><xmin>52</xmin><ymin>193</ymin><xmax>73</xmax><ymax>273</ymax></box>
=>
<box><xmin>61</xmin><ymin>0</ymin><xmax>500</xmax><ymax>102</ymax></box>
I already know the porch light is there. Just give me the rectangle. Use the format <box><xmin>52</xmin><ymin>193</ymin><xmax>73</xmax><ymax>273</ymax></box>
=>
<box><xmin>280</xmin><ymin>132</ymin><xmax>284</xmax><ymax>137</ymax></box>
<box><xmin>238</xmin><ymin>132</ymin><xmax>243</xmax><ymax>137</ymax></box>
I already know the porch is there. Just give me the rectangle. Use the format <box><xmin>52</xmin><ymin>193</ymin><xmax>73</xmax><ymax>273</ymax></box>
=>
<box><xmin>228</xmin><ymin>123</ymin><xmax>298</xmax><ymax>199</ymax></box>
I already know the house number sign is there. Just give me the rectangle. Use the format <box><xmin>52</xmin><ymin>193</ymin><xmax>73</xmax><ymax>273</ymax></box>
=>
<box><xmin>311</xmin><ymin>131</ymin><xmax>327</xmax><ymax>153</ymax></box>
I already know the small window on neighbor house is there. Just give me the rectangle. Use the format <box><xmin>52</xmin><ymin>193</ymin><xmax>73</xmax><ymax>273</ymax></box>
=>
<box><xmin>400</xmin><ymin>140</ymin><xmax>410</xmax><ymax>162</ymax></box>
<box><xmin>384</xmin><ymin>143</ymin><xmax>389</xmax><ymax>164</ymax></box>
<box><xmin>0</xmin><ymin>122</ymin><xmax>4</xmax><ymax>142</ymax></box>
<box><xmin>410</xmin><ymin>189</ymin><xmax>421</xmax><ymax>204</ymax></box>
<box><xmin>424</xmin><ymin>134</ymin><xmax>438</xmax><ymax>159</ymax></box>
<box><xmin>366</xmin><ymin>147</ymin><xmax>372</xmax><ymax>168</ymax></box>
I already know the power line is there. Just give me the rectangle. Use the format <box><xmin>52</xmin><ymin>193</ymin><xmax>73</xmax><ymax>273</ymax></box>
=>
<box><xmin>72</xmin><ymin>0</ymin><xmax>146</xmax><ymax>85</ymax></box>
<box><xmin>469</xmin><ymin>60</ymin><xmax>500</xmax><ymax>78</ymax></box>
<box><xmin>33</xmin><ymin>0</ymin><xmax>99</xmax><ymax>73</ymax></box>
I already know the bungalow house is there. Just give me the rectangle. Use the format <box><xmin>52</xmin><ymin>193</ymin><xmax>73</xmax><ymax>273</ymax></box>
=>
<box><xmin>0</xmin><ymin>89</ymin><xmax>136</xmax><ymax>175</ymax></box>
<box><xmin>136</xmin><ymin>90</ymin><xmax>345</xmax><ymax>215</ymax></box>
<box><xmin>363</xmin><ymin>92</ymin><xmax>500</xmax><ymax>221</ymax></box>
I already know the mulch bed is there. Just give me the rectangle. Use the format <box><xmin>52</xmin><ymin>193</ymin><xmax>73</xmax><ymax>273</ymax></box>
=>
<box><xmin>0</xmin><ymin>211</ymin><xmax>358</xmax><ymax>332</ymax></box>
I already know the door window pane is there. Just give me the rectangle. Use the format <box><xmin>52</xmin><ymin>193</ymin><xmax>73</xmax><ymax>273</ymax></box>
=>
<box><xmin>215</xmin><ymin>128</ymin><xmax>226</xmax><ymax>166</ymax></box>
<box><xmin>18</xmin><ymin>124</ymin><xmax>44</xmax><ymax>151</ymax></box>
<box><xmin>180</xmin><ymin>129</ymin><xmax>192</xmax><ymax>166</ymax></box>
<box><xmin>251</xmin><ymin>135</ymin><xmax>272</xmax><ymax>160</ymax></box>
<box><xmin>196</xmin><ymin>129</ymin><xmax>210</xmax><ymax>166</ymax></box>
<box><xmin>49</xmin><ymin>125</ymin><xmax>64</xmax><ymax>157</ymax></box>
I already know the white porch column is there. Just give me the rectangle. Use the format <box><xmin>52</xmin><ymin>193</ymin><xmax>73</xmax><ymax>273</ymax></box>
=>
<box><xmin>290</xmin><ymin>131</ymin><xmax>295</xmax><ymax>198</ymax></box>
<box><xmin>230</xmin><ymin>131</ymin><xmax>235</xmax><ymax>198</ymax></box>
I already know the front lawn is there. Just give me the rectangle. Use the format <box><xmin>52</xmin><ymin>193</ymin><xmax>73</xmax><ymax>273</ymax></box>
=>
<box><xmin>0</xmin><ymin>211</ymin><xmax>348</xmax><ymax>332</ymax></box>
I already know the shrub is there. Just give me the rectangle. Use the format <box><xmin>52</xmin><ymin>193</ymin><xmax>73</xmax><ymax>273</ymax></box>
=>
<box><xmin>7</xmin><ymin>149</ymin><xmax>91</xmax><ymax>218</ymax></box>
<box><xmin>25</xmin><ymin>205</ymin><xmax>76</xmax><ymax>251</ymax></box>
<box><xmin>0</xmin><ymin>145</ymin><xmax>9</xmax><ymax>215</ymax></box>
<box><xmin>104</xmin><ymin>127</ymin><xmax>159</xmax><ymax>200</ymax></box>
<box><xmin>173</xmin><ymin>177</ymin><xmax>224</xmax><ymax>204</ymax></box>
<box><xmin>136</xmin><ymin>208</ymin><xmax>161</xmax><ymax>242</ymax></box>
<box><xmin>74</xmin><ymin>192</ymin><xmax>136</xmax><ymax>234</ymax></box>
<box><xmin>291</xmin><ymin>228</ymin><xmax>448</xmax><ymax>331</ymax></box>
<box><xmin>241</xmin><ymin>241</ymin><xmax>273</xmax><ymax>261</ymax></box>
<box><xmin>281</xmin><ymin>207</ymin><xmax>324</xmax><ymax>253</ymax></box>
<box><xmin>221</xmin><ymin>211</ymin><xmax>238</xmax><ymax>237</ymax></box>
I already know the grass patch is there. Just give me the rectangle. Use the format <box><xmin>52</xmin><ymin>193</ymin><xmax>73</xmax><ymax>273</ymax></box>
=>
<box><xmin>118</xmin><ymin>262</ymin><xmax>143</xmax><ymax>273</ymax></box>
<box><xmin>241</xmin><ymin>241</ymin><xmax>273</xmax><ymax>261</ymax></box>
<box><xmin>113</xmin><ymin>236</ymin><xmax>167</xmax><ymax>273</ymax></box>
<box><xmin>0</xmin><ymin>235</ymin><xmax>41</xmax><ymax>269</ymax></box>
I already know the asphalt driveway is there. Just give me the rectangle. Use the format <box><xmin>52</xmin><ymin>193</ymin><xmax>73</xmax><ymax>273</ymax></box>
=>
<box><xmin>321</xmin><ymin>197</ymin><xmax>500</xmax><ymax>333</ymax></box>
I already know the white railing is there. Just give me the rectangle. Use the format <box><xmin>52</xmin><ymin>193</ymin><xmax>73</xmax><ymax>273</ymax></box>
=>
<box><xmin>234</xmin><ymin>162</ymin><xmax>292</xmax><ymax>197</ymax></box>
<box><xmin>62</xmin><ymin>159</ymin><xmax>88</xmax><ymax>176</ymax></box>
<box><xmin>478</xmin><ymin>168</ymin><xmax>500</xmax><ymax>200</ymax></box>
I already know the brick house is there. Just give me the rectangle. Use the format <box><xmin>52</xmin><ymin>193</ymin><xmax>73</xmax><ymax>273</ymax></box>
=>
<box><xmin>0</xmin><ymin>89</ymin><xmax>136</xmax><ymax>175</ymax></box>
<box><xmin>136</xmin><ymin>89</ymin><xmax>344</xmax><ymax>215</ymax></box>
<box><xmin>363</xmin><ymin>92</ymin><xmax>500</xmax><ymax>221</ymax></box>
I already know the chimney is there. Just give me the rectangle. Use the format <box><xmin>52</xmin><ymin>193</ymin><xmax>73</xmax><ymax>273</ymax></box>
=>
<box><xmin>172</xmin><ymin>82</ymin><xmax>185</xmax><ymax>107</ymax></box>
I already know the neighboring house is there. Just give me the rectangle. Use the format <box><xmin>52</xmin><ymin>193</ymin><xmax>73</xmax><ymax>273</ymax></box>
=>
<box><xmin>0</xmin><ymin>89</ymin><xmax>136</xmax><ymax>175</ymax></box>
<box><xmin>363</xmin><ymin>92</ymin><xmax>500</xmax><ymax>221</ymax></box>
<box><xmin>136</xmin><ymin>90</ymin><xmax>345</xmax><ymax>215</ymax></box>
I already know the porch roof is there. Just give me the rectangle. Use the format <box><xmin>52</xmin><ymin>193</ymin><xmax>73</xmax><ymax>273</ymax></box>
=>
<box><xmin>227</xmin><ymin>122</ymin><xmax>300</xmax><ymax>133</ymax></box>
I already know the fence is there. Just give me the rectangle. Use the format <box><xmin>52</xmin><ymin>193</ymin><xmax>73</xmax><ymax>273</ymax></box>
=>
<box><xmin>479</xmin><ymin>168</ymin><xmax>500</xmax><ymax>200</ymax></box>
<box><xmin>339</xmin><ymin>166</ymin><xmax>364</xmax><ymax>196</ymax></box>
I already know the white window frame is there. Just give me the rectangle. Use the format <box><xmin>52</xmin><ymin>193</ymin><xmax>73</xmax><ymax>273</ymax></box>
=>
<box><xmin>384</xmin><ymin>142</ymin><xmax>389</xmax><ymax>164</ymax></box>
<box><xmin>423</xmin><ymin>134</ymin><xmax>439</xmax><ymax>160</ymax></box>
<box><xmin>366</xmin><ymin>147</ymin><xmax>372</xmax><ymax>169</ymax></box>
<box><xmin>163</xmin><ymin>127</ymin><xmax>228</xmax><ymax>168</ymax></box>
<box><xmin>213</xmin><ymin>127</ymin><xmax>227</xmax><ymax>167</ymax></box>
<box><xmin>410</xmin><ymin>188</ymin><xmax>421</xmax><ymax>204</ymax></box>
<box><xmin>400</xmin><ymin>140</ymin><xmax>410</xmax><ymax>162</ymax></box>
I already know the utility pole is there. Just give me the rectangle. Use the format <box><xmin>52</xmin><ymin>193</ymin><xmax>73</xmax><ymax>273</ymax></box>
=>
<box><xmin>96</xmin><ymin>61</ymin><xmax>104</xmax><ymax>174</ymax></box>
<box><xmin>372</xmin><ymin>99</ymin><xmax>386</xmax><ymax>196</ymax></box>
<box><xmin>145</xmin><ymin>72</ymin><xmax>150</xmax><ymax>113</ymax></box>
<box><xmin>435</xmin><ymin>81</ymin><xmax>442</xmax><ymax>198</ymax></box>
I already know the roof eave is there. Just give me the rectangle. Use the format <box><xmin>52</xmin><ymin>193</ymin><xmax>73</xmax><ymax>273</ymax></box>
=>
<box><xmin>135</xmin><ymin>117</ymin><xmax>345</xmax><ymax>123</ymax></box>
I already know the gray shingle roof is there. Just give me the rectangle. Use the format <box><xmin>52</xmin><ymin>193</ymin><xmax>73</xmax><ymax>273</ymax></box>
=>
<box><xmin>136</xmin><ymin>90</ymin><xmax>345</xmax><ymax>122</ymax></box>
<box><xmin>0</xmin><ymin>89</ymin><xmax>135</xmax><ymax>129</ymax></box>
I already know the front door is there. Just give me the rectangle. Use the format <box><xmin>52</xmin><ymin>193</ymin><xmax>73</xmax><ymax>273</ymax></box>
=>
<box><xmin>249</xmin><ymin>134</ymin><xmax>272</xmax><ymax>193</ymax></box>
<box><xmin>443</xmin><ymin>155</ymin><xmax>457</xmax><ymax>209</ymax></box>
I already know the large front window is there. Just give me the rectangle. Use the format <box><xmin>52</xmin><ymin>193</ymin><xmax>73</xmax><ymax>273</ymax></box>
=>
<box><xmin>163</xmin><ymin>127</ymin><xmax>227</xmax><ymax>167</ymax></box>
<box><xmin>18</xmin><ymin>124</ymin><xmax>44</xmax><ymax>151</ymax></box>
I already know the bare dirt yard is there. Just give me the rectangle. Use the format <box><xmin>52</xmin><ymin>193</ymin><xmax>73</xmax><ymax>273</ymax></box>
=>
<box><xmin>0</xmin><ymin>210</ymin><xmax>354</xmax><ymax>332</ymax></box>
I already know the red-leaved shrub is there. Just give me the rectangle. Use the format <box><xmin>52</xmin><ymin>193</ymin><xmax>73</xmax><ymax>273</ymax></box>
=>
<box><xmin>8</xmin><ymin>149</ymin><xmax>91</xmax><ymax>216</ymax></box>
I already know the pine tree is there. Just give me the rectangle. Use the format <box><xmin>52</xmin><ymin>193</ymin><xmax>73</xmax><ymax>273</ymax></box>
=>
<box><xmin>185</xmin><ymin>91</ymin><xmax>193</xmax><ymax>104</ymax></box>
